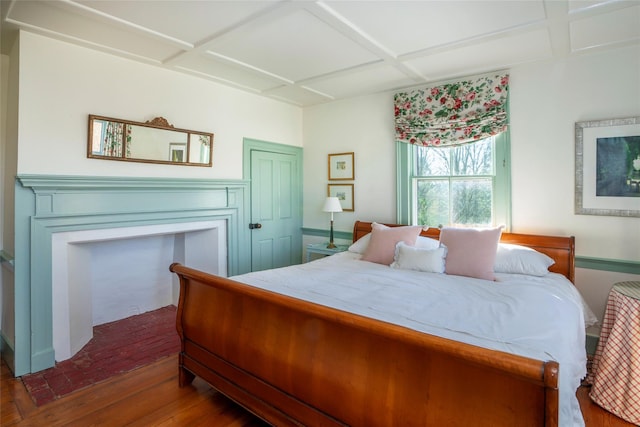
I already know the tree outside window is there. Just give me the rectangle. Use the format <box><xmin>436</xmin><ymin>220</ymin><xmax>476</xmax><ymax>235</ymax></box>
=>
<box><xmin>413</xmin><ymin>136</ymin><xmax>496</xmax><ymax>227</ymax></box>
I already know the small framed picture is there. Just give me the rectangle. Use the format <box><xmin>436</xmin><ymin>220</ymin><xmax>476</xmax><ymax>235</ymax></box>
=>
<box><xmin>328</xmin><ymin>152</ymin><xmax>354</xmax><ymax>180</ymax></box>
<box><xmin>328</xmin><ymin>183</ymin><xmax>354</xmax><ymax>211</ymax></box>
<box><xmin>169</xmin><ymin>143</ymin><xmax>187</xmax><ymax>162</ymax></box>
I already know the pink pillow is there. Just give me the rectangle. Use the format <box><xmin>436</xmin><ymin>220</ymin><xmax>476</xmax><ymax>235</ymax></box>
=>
<box><xmin>439</xmin><ymin>226</ymin><xmax>503</xmax><ymax>280</ymax></box>
<box><xmin>361</xmin><ymin>223</ymin><xmax>423</xmax><ymax>265</ymax></box>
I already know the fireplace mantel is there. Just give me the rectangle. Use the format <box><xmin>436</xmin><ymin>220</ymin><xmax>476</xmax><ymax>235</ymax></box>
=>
<box><xmin>8</xmin><ymin>175</ymin><xmax>250</xmax><ymax>375</ymax></box>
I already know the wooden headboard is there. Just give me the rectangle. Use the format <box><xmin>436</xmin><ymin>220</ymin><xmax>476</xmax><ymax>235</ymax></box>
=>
<box><xmin>352</xmin><ymin>221</ymin><xmax>575</xmax><ymax>284</ymax></box>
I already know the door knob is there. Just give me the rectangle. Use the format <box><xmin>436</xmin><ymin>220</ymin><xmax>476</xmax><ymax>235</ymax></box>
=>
<box><xmin>249</xmin><ymin>223</ymin><xmax>262</xmax><ymax>229</ymax></box>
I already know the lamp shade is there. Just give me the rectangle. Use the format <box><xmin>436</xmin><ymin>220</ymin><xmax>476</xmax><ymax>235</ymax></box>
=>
<box><xmin>322</xmin><ymin>197</ymin><xmax>343</xmax><ymax>213</ymax></box>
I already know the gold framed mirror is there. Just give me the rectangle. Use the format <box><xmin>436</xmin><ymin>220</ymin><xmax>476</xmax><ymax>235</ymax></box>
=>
<box><xmin>88</xmin><ymin>115</ymin><xmax>213</xmax><ymax>167</ymax></box>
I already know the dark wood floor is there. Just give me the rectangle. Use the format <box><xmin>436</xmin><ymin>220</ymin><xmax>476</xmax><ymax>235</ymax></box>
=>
<box><xmin>1</xmin><ymin>354</ymin><xmax>634</xmax><ymax>426</ymax></box>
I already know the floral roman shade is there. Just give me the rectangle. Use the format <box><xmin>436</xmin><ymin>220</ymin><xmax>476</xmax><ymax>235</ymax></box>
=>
<box><xmin>394</xmin><ymin>73</ymin><xmax>509</xmax><ymax>147</ymax></box>
<box><xmin>103</xmin><ymin>121</ymin><xmax>132</xmax><ymax>158</ymax></box>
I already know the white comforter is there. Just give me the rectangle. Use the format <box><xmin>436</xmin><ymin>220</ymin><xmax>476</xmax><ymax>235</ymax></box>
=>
<box><xmin>231</xmin><ymin>252</ymin><xmax>588</xmax><ymax>427</ymax></box>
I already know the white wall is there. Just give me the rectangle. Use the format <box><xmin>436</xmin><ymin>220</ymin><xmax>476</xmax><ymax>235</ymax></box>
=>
<box><xmin>2</xmin><ymin>31</ymin><xmax>303</xmax><ymax>361</ymax></box>
<box><xmin>303</xmin><ymin>93</ymin><xmax>397</xmax><ymax>232</ymax></box>
<box><xmin>17</xmin><ymin>31</ymin><xmax>303</xmax><ymax>179</ymax></box>
<box><xmin>302</xmin><ymin>45</ymin><xmax>640</xmax><ymax>321</ymax></box>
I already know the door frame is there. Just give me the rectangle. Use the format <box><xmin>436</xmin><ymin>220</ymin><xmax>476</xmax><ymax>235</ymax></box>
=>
<box><xmin>243</xmin><ymin>138</ymin><xmax>303</xmax><ymax>270</ymax></box>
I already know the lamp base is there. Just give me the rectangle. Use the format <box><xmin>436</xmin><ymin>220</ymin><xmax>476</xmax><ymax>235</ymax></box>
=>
<box><xmin>327</xmin><ymin>220</ymin><xmax>336</xmax><ymax>249</ymax></box>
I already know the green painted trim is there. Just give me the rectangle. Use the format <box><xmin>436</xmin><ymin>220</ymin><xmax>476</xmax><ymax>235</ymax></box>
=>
<box><xmin>242</xmin><ymin>139</ymin><xmax>303</xmax><ymax>174</ymax></box>
<box><xmin>243</xmin><ymin>138</ymin><xmax>304</xmax><ymax>268</ymax></box>
<box><xmin>585</xmin><ymin>332</ymin><xmax>599</xmax><ymax>356</ymax></box>
<box><xmin>576</xmin><ymin>256</ymin><xmax>640</xmax><ymax>274</ymax></box>
<box><xmin>493</xmin><ymin>131</ymin><xmax>512</xmax><ymax>230</ymax></box>
<box><xmin>302</xmin><ymin>227</ymin><xmax>353</xmax><ymax>242</ymax></box>
<box><xmin>395</xmin><ymin>133</ymin><xmax>512</xmax><ymax>229</ymax></box>
<box><xmin>12</xmin><ymin>174</ymin><xmax>251</xmax><ymax>375</ymax></box>
<box><xmin>396</xmin><ymin>142</ymin><xmax>411</xmax><ymax>224</ymax></box>
<box><xmin>17</xmin><ymin>174</ymin><xmax>242</xmax><ymax>190</ymax></box>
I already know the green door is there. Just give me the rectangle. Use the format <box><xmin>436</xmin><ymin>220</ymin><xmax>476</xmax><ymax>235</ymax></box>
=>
<box><xmin>249</xmin><ymin>148</ymin><xmax>302</xmax><ymax>271</ymax></box>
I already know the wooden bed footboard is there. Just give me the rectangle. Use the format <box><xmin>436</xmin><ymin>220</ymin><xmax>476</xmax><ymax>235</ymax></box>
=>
<box><xmin>170</xmin><ymin>262</ymin><xmax>559</xmax><ymax>427</ymax></box>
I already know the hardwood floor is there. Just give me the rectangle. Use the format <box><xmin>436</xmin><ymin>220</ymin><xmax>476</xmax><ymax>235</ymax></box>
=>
<box><xmin>1</xmin><ymin>354</ymin><xmax>267</xmax><ymax>427</ymax></box>
<box><xmin>2</xmin><ymin>354</ymin><xmax>634</xmax><ymax>426</ymax></box>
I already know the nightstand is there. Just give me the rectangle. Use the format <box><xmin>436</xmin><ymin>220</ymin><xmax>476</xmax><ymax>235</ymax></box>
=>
<box><xmin>306</xmin><ymin>242</ymin><xmax>349</xmax><ymax>262</ymax></box>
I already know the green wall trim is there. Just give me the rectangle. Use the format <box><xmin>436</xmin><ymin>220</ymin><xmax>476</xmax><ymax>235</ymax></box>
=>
<box><xmin>302</xmin><ymin>227</ymin><xmax>353</xmax><ymax>242</ymax></box>
<box><xmin>13</xmin><ymin>174</ymin><xmax>251</xmax><ymax>375</ymax></box>
<box><xmin>576</xmin><ymin>256</ymin><xmax>640</xmax><ymax>275</ymax></box>
<box><xmin>242</xmin><ymin>139</ymin><xmax>303</xmax><ymax>179</ymax></box>
<box><xmin>585</xmin><ymin>331</ymin><xmax>599</xmax><ymax>356</ymax></box>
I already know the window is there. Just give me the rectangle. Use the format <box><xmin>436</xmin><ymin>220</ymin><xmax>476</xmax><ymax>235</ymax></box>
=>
<box><xmin>397</xmin><ymin>132</ymin><xmax>511</xmax><ymax>229</ymax></box>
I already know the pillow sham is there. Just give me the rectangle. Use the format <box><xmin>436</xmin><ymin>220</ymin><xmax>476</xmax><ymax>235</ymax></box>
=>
<box><xmin>439</xmin><ymin>226</ymin><xmax>503</xmax><ymax>281</ymax></box>
<box><xmin>348</xmin><ymin>233</ymin><xmax>370</xmax><ymax>254</ymax></box>
<box><xmin>361</xmin><ymin>223</ymin><xmax>424</xmax><ymax>265</ymax></box>
<box><xmin>349</xmin><ymin>232</ymin><xmax>438</xmax><ymax>254</ymax></box>
<box><xmin>494</xmin><ymin>243</ymin><xmax>555</xmax><ymax>276</ymax></box>
<box><xmin>391</xmin><ymin>241</ymin><xmax>447</xmax><ymax>273</ymax></box>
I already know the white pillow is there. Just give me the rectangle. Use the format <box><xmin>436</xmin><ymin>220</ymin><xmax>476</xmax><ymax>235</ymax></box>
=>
<box><xmin>494</xmin><ymin>243</ymin><xmax>554</xmax><ymax>276</ymax></box>
<box><xmin>348</xmin><ymin>233</ymin><xmax>371</xmax><ymax>253</ymax></box>
<box><xmin>390</xmin><ymin>241</ymin><xmax>447</xmax><ymax>273</ymax></box>
<box><xmin>416</xmin><ymin>235</ymin><xmax>441</xmax><ymax>250</ymax></box>
<box><xmin>349</xmin><ymin>233</ymin><xmax>438</xmax><ymax>254</ymax></box>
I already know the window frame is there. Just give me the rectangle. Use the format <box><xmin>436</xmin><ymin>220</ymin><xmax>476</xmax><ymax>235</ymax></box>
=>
<box><xmin>396</xmin><ymin>131</ymin><xmax>511</xmax><ymax>229</ymax></box>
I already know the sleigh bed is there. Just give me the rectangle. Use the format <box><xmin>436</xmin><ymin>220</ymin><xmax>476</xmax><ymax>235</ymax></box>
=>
<box><xmin>170</xmin><ymin>221</ymin><xmax>587</xmax><ymax>427</ymax></box>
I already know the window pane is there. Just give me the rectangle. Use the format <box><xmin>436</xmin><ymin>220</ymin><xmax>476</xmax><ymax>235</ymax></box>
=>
<box><xmin>451</xmin><ymin>138</ymin><xmax>493</xmax><ymax>176</ymax></box>
<box><xmin>415</xmin><ymin>146</ymin><xmax>450</xmax><ymax>176</ymax></box>
<box><xmin>451</xmin><ymin>179</ymin><xmax>492</xmax><ymax>226</ymax></box>
<box><xmin>416</xmin><ymin>180</ymin><xmax>449</xmax><ymax>227</ymax></box>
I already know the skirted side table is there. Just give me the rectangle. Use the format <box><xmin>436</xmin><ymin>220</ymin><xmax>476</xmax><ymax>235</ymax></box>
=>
<box><xmin>587</xmin><ymin>281</ymin><xmax>640</xmax><ymax>425</ymax></box>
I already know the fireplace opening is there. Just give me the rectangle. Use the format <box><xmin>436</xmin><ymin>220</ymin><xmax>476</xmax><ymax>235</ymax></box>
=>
<box><xmin>51</xmin><ymin>220</ymin><xmax>227</xmax><ymax>362</ymax></box>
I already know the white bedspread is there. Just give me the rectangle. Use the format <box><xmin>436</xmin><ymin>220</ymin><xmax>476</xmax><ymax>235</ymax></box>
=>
<box><xmin>231</xmin><ymin>252</ymin><xmax>588</xmax><ymax>426</ymax></box>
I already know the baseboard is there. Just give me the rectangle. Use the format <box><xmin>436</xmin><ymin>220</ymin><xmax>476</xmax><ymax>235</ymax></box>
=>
<box><xmin>586</xmin><ymin>328</ymin><xmax>600</xmax><ymax>356</ymax></box>
<box><xmin>1</xmin><ymin>332</ymin><xmax>16</xmax><ymax>375</ymax></box>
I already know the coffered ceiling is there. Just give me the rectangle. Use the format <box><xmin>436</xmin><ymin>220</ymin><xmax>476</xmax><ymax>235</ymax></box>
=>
<box><xmin>1</xmin><ymin>0</ymin><xmax>639</xmax><ymax>107</ymax></box>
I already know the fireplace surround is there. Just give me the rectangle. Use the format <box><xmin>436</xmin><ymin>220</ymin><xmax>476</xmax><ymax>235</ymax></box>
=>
<box><xmin>7</xmin><ymin>175</ymin><xmax>250</xmax><ymax>375</ymax></box>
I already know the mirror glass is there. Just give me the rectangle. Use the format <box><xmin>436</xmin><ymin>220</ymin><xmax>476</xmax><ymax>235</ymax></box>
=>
<box><xmin>88</xmin><ymin>115</ymin><xmax>213</xmax><ymax>166</ymax></box>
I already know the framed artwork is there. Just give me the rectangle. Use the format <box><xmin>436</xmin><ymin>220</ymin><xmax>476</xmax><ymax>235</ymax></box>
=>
<box><xmin>575</xmin><ymin>116</ymin><xmax>640</xmax><ymax>217</ymax></box>
<box><xmin>328</xmin><ymin>183</ymin><xmax>354</xmax><ymax>211</ymax></box>
<box><xmin>328</xmin><ymin>152</ymin><xmax>354</xmax><ymax>180</ymax></box>
<box><xmin>169</xmin><ymin>143</ymin><xmax>187</xmax><ymax>162</ymax></box>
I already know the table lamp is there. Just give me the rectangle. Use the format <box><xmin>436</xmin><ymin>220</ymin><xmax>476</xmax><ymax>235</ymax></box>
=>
<box><xmin>322</xmin><ymin>196</ymin><xmax>343</xmax><ymax>248</ymax></box>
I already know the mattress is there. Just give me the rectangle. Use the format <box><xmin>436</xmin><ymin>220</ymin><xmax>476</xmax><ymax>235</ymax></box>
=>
<box><xmin>232</xmin><ymin>251</ymin><xmax>588</xmax><ymax>426</ymax></box>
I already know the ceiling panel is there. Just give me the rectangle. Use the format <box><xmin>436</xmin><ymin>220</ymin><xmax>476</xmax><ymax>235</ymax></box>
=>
<box><xmin>570</xmin><ymin>4</ymin><xmax>640</xmax><ymax>52</ymax></box>
<box><xmin>406</xmin><ymin>28</ymin><xmax>552</xmax><ymax>80</ymax></box>
<box><xmin>568</xmin><ymin>0</ymin><xmax>624</xmax><ymax>13</ymax></box>
<box><xmin>5</xmin><ymin>0</ymin><xmax>183</xmax><ymax>62</ymax></box>
<box><xmin>323</xmin><ymin>0</ymin><xmax>547</xmax><ymax>56</ymax></box>
<box><xmin>264</xmin><ymin>84</ymin><xmax>334</xmax><ymax>106</ymax></box>
<box><xmin>206</xmin><ymin>7</ymin><xmax>380</xmax><ymax>82</ymax></box>
<box><xmin>304</xmin><ymin>64</ymin><xmax>418</xmax><ymax>99</ymax></box>
<box><xmin>74</xmin><ymin>0</ymin><xmax>280</xmax><ymax>45</ymax></box>
<box><xmin>173</xmin><ymin>53</ymin><xmax>285</xmax><ymax>92</ymax></box>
